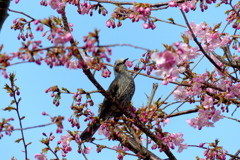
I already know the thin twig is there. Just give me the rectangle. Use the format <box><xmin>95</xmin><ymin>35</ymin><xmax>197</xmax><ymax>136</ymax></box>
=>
<box><xmin>151</xmin><ymin>17</ymin><xmax>187</xmax><ymax>28</ymax></box>
<box><xmin>89</xmin><ymin>0</ymin><xmax>187</xmax><ymax>8</ymax></box>
<box><xmin>12</xmin><ymin>85</ymin><xmax>28</xmax><ymax>159</ymax></box>
<box><xmin>146</xmin><ymin>83</ymin><xmax>158</xmax><ymax>113</ymax></box>
<box><xmin>8</xmin><ymin>8</ymin><xmax>35</xmax><ymax>20</ymax></box>
<box><xmin>189</xmin><ymin>145</ymin><xmax>240</xmax><ymax>159</ymax></box>
<box><xmin>224</xmin><ymin>116</ymin><xmax>240</xmax><ymax>123</ymax></box>
<box><xmin>2</xmin><ymin>122</ymin><xmax>55</xmax><ymax>132</ymax></box>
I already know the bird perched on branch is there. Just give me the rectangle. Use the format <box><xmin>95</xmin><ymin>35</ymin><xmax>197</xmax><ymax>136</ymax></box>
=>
<box><xmin>80</xmin><ymin>58</ymin><xmax>135</xmax><ymax>141</ymax></box>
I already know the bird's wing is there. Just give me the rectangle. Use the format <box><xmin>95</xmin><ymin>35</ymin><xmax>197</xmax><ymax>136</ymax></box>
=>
<box><xmin>98</xmin><ymin>78</ymin><xmax>119</xmax><ymax>120</ymax></box>
<box><xmin>107</xmin><ymin>78</ymin><xmax>119</xmax><ymax>99</ymax></box>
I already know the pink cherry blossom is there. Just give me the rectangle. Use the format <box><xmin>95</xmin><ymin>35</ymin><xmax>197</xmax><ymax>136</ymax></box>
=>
<box><xmin>112</xmin><ymin>145</ymin><xmax>129</xmax><ymax>152</ymax></box>
<box><xmin>171</xmin><ymin>133</ymin><xmax>184</xmax><ymax>146</ymax></box>
<box><xmin>142</xmin><ymin>23</ymin><xmax>150</xmax><ymax>29</ymax></box>
<box><xmin>58</xmin><ymin>134</ymin><xmax>71</xmax><ymax>147</ymax></box>
<box><xmin>178</xmin><ymin>143</ymin><xmax>188</xmax><ymax>153</ymax></box>
<box><xmin>49</xmin><ymin>0</ymin><xmax>61</xmax><ymax>9</ymax></box>
<box><xmin>34</xmin><ymin>153</ymin><xmax>47</xmax><ymax>160</ymax></box>
<box><xmin>106</xmin><ymin>20</ymin><xmax>112</xmax><ymax>28</ymax></box>
<box><xmin>187</xmin><ymin>108</ymin><xmax>223</xmax><ymax>130</ymax></box>
<box><xmin>101</xmin><ymin>69</ymin><xmax>111</xmax><ymax>78</ymax></box>
<box><xmin>151</xmin><ymin>51</ymin><xmax>177</xmax><ymax>71</ymax></box>
<box><xmin>202</xmin><ymin>95</ymin><xmax>213</xmax><ymax>109</ymax></box>
<box><xmin>98</xmin><ymin>123</ymin><xmax>110</xmax><ymax>137</ymax></box>
<box><xmin>173</xmin><ymin>87</ymin><xmax>188</xmax><ymax>102</ymax></box>
<box><xmin>169</xmin><ymin>0</ymin><xmax>177</xmax><ymax>7</ymax></box>
<box><xmin>53</xmin><ymin>33</ymin><xmax>72</xmax><ymax>46</ymax></box>
<box><xmin>163</xmin><ymin>118</ymin><xmax>170</xmax><ymax>126</ymax></box>
<box><xmin>83</xmin><ymin>147</ymin><xmax>92</xmax><ymax>154</ymax></box>
<box><xmin>212</xmin><ymin>110</ymin><xmax>224</xmax><ymax>122</ymax></box>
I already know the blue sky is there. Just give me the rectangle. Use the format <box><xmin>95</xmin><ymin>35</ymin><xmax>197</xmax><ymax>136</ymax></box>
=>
<box><xmin>0</xmin><ymin>0</ymin><xmax>239</xmax><ymax>160</ymax></box>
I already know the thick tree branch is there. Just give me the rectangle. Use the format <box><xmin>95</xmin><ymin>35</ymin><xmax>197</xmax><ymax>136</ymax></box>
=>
<box><xmin>113</xmin><ymin>126</ymin><xmax>162</xmax><ymax>160</ymax></box>
<box><xmin>0</xmin><ymin>0</ymin><xmax>10</xmax><ymax>31</ymax></box>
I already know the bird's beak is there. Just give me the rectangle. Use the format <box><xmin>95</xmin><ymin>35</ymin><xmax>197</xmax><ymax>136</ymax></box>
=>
<box><xmin>124</xmin><ymin>58</ymin><xmax>129</xmax><ymax>63</ymax></box>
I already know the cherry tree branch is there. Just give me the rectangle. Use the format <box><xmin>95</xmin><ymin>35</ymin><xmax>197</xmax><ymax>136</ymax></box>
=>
<box><xmin>1</xmin><ymin>122</ymin><xmax>55</xmax><ymax>132</ymax></box>
<box><xmin>112</xmin><ymin>126</ymin><xmax>162</xmax><ymax>160</ymax></box>
<box><xmin>89</xmin><ymin>0</ymin><xmax>186</xmax><ymax>8</ymax></box>
<box><xmin>224</xmin><ymin>116</ymin><xmax>240</xmax><ymax>123</ymax></box>
<box><xmin>167</xmin><ymin>108</ymin><xmax>199</xmax><ymax>118</ymax></box>
<box><xmin>189</xmin><ymin>145</ymin><xmax>240</xmax><ymax>159</ymax></box>
<box><xmin>151</xmin><ymin>17</ymin><xmax>187</xmax><ymax>28</ymax></box>
<box><xmin>10</xmin><ymin>77</ymin><xmax>28</xmax><ymax>159</ymax></box>
<box><xmin>8</xmin><ymin>8</ymin><xmax>35</xmax><ymax>21</ymax></box>
<box><xmin>229</xmin><ymin>149</ymin><xmax>240</xmax><ymax>160</ymax></box>
<box><xmin>146</xmin><ymin>83</ymin><xmax>158</xmax><ymax>112</ymax></box>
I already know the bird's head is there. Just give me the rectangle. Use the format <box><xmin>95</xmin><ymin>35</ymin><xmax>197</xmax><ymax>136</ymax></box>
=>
<box><xmin>114</xmin><ymin>58</ymin><xmax>129</xmax><ymax>74</ymax></box>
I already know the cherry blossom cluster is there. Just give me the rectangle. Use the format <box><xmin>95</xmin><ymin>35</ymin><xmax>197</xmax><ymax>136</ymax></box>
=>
<box><xmin>81</xmin><ymin>30</ymin><xmax>116</xmax><ymax>78</ymax></box>
<box><xmin>106</xmin><ymin>3</ymin><xmax>155</xmax><ymax>30</ymax></box>
<box><xmin>0</xmin><ymin>118</ymin><xmax>14</xmax><ymax>138</ymax></box>
<box><xmin>225</xmin><ymin>2</ymin><xmax>240</xmax><ymax>29</ymax></box>
<box><xmin>48</xmin><ymin>0</ymin><xmax>66</xmax><ymax>14</ymax></box>
<box><xmin>151</xmin><ymin>42</ymin><xmax>200</xmax><ymax>84</ymax></box>
<box><xmin>187</xmin><ymin>108</ymin><xmax>224</xmax><ymax>130</ymax></box>
<box><xmin>68</xmin><ymin>116</ymin><xmax>81</xmax><ymax>129</ymax></box>
<box><xmin>11</xmin><ymin>18</ymin><xmax>35</xmax><ymax>41</ymax></box>
<box><xmin>130</xmin><ymin>3</ymin><xmax>155</xmax><ymax>30</ymax></box>
<box><xmin>36</xmin><ymin>132</ymin><xmax>56</xmax><ymax>159</ymax></box>
<box><xmin>77</xmin><ymin>2</ymin><xmax>92</xmax><ymax>15</ymax></box>
<box><xmin>82</xmin><ymin>30</ymin><xmax>111</xmax><ymax>63</ymax></box>
<box><xmin>169</xmin><ymin>0</ymin><xmax>228</xmax><ymax>13</ymax></box>
<box><xmin>34</xmin><ymin>153</ymin><xmax>47</xmax><ymax>160</ymax></box>
<box><xmin>198</xmin><ymin>141</ymin><xmax>227</xmax><ymax>160</ymax></box>
<box><xmin>0</xmin><ymin>53</ymin><xmax>11</xmax><ymax>74</ymax></box>
<box><xmin>184</xmin><ymin>22</ymin><xmax>231</xmax><ymax>52</ymax></box>
<box><xmin>57</xmin><ymin>134</ymin><xmax>73</xmax><ymax>157</ymax></box>
<box><xmin>151</xmin><ymin>132</ymin><xmax>188</xmax><ymax>153</ymax></box>
<box><xmin>33</xmin><ymin>17</ymin><xmax>74</xmax><ymax>46</ymax></box>
<box><xmin>112</xmin><ymin>145</ymin><xmax>130</xmax><ymax>160</ymax></box>
<box><xmin>98</xmin><ymin>123</ymin><xmax>111</xmax><ymax>138</ymax></box>
<box><xmin>136</xmin><ymin>105</ymin><xmax>160</xmax><ymax>124</ymax></box>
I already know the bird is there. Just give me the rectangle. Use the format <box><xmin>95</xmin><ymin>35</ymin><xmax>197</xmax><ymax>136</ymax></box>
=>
<box><xmin>80</xmin><ymin>58</ymin><xmax>135</xmax><ymax>141</ymax></box>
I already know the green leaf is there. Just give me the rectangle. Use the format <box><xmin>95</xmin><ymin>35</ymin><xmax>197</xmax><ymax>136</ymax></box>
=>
<box><xmin>9</xmin><ymin>73</ymin><xmax>16</xmax><ymax>82</ymax></box>
<box><xmin>3</xmin><ymin>106</ymin><xmax>16</xmax><ymax>111</ymax></box>
<box><xmin>62</xmin><ymin>87</ymin><xmax>70</xmax><ymax>93</ymax></box>
<box><xmin>162</xmin><ymin>43</ymin><xmax>169</xmax><ymax>49</ymax></box>
<box><xmin>26</xmin><ymin>142</ymin><xmax>32</xmax><ymax>146</ymax></box>
<box><xmin>181</xmin><ymin>34</ymin><xmax>189</xmax><ymax>44</ymax></box>
<box><xmin>20</xmin><ymin>116</ymin><xmax>25</xmax><ymax>120</ymax></box>
<box><xmin>42</xmin><ymin>147</ymin><xmax>49</xmax><ymax>153</ymax></box>
<box><xmin>15</xmin><ymin>138</ymin><xmax>23</xmax><ymax>143</ymax></box>
<box><xmin>167</xmin><ymin>17</ymin><xmax>175</xmax><ymax>23</ymax></box>
<box><xmin>213</xmin><ymin>23</ymin><xmax>221</xmax><ymax>31</ymax></box>
<box><xmin>67</xmin><ymin>130</ymin><xmax>73</xmax><ymax>136</ymax></box>
<box><xmin>17</xmin><ymin>97</ymin><xmax>22</xmax><ymax>103</ymax></box>
<box><xmin>55</xmin><ymin>146</ymin><xmax>61</xmax><ymax>152</ymax></box>
<box><xmin>10</xmin><ymin>100</ymin><xmax>16</xmax><ymax>105</ymax></box>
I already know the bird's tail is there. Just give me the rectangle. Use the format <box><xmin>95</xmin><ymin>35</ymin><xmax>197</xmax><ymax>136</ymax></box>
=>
<box><xmin>80</xmin><ymin>122</ymin><xmax>101</xmax><ymax>141</ymax></box>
